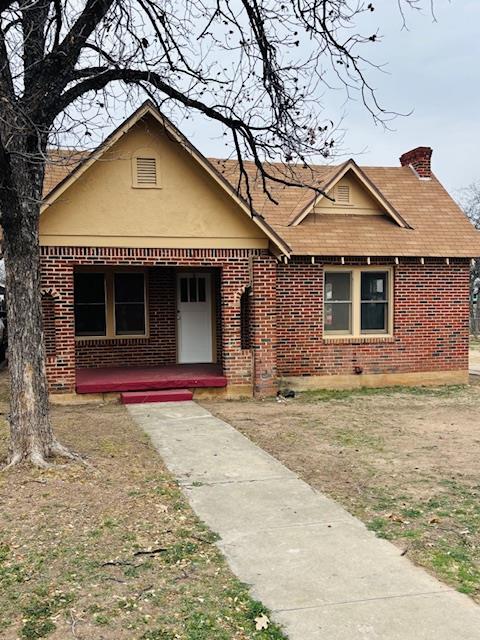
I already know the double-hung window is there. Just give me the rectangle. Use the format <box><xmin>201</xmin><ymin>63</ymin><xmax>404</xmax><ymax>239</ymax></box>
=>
<box><xmin>74</xmin><ymin>270</ymin><xmax>147</xmax><ymax>338</ymax></box>
<box><xmin>74</xmin><ymin>273</ymin><xmax>107</xmax><ymax>336</ymax></box>
<box><xmin>114</xmin><ymin>273</ymin><xmax>146</xmax><ymax>336</ymax></box>
<box><xmin>324</xmin><ymin>268</ymin><xmax>392</xmax><ymax>337</ymax></box>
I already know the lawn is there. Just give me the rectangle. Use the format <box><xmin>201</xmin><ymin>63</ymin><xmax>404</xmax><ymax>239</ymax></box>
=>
<box><xmin>203</xmin><ymin>378</ymin><xmax>480</xmax><ymax>602</ymax></box>
<box><xmin>0</xmin><ymin>371</ymin><xmax>285</xmax><ymax>640</ymax></box>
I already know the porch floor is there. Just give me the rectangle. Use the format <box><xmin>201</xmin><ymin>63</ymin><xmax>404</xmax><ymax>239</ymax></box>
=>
<box><xmin>76</xmin><ymin>363</ymin><xmax>226</xmax><ymax>394</ymax></box>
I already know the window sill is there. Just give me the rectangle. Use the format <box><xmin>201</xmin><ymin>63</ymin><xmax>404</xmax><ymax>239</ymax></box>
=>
<box><xmin>323</xmin><ymin>335</ymin><xmax>395</xmax><ymax>345</ymax></box>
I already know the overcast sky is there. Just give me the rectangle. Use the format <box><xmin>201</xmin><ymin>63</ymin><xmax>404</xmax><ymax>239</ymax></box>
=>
<box><xmin>178</xmin><ymin>1</ymin><xmax>479</xmax><ymax>198</ymax></box>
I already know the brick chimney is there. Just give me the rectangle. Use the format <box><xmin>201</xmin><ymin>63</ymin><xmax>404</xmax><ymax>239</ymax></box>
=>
<box><xmin>399</xmin><ymin>146</ymin><xmax>433</xmax><ymax>178</ymax></box>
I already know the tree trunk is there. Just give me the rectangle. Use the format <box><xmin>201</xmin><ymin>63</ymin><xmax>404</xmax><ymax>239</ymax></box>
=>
<box><xmin>2</xmin><ymin>198</ymin><xmax>57</xmax><ymax>466</ymax></box>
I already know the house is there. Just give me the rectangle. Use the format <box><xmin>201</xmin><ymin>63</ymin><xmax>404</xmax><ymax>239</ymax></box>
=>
<box><xmin>39</xmin><ymin>102</ymin><xmax>480</xmax><ymax>401</ymax></box>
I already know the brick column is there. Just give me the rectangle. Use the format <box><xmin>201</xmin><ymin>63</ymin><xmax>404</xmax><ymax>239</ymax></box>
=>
<box><xmin>220</xmin><ymin>260</ymin><xmax>253</xmax><ymax>392</ymax></box>
<box><xmin>251</xmin><ymin>254</ymin><xmax>277</xmax><ymax>396</ymax></box>
<box><xmin>41</xmin><ymin>256</ymin><xmax>76</xmax><ymax>393</ymax></box>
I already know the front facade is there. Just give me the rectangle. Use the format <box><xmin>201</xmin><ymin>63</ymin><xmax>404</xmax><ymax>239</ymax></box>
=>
<box><xmin>39</xmin><ymin>104</ymin><xmax>479</xmax><ymax>397</ymax></box>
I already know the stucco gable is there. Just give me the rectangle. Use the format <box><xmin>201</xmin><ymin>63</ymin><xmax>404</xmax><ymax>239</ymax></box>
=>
<box><xmin>40</xmin><ymin>105</ymin><xmax>289</xmax><ymax>254</ymax></box>
<box><xmin>288</xmin><ymin>160</ymin><xmax>409</xmax><ymax>228</ymax></box>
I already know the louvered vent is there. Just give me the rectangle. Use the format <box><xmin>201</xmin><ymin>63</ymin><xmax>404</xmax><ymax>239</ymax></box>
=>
<box><xmin>136</xmin><ymin>157</ymin><xmax>157</xmax><ymax>185</ymax></box>
<box><xmin>335</xmin><ymin>184</ymin><xmax>350</xmax><ymax>204</ymax></box>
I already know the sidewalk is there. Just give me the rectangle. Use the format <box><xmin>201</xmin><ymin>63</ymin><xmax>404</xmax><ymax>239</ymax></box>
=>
<box><xmin>128</xmin><ymin>401</ymin><xmax>480</xmax><ymax>639</ymax></box>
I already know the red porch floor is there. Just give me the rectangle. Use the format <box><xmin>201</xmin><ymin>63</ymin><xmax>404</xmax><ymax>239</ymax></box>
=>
<box><xmin>76</xmin><ymin>364</ymin><xmax>227</xmax><ymax>394</ymax></box>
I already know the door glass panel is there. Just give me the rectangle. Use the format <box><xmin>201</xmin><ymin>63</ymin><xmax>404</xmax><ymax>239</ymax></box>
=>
<box><xmin>189</xmin><ymin>277</ymin><xmax>197</xmax><ymax>302</ymax></box>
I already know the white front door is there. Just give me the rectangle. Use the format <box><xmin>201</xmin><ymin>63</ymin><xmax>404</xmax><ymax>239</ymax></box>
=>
<box><xmin>177</xmin><ymin>272</ymin><xmax>213</xmax><ymax>363</ymax></box>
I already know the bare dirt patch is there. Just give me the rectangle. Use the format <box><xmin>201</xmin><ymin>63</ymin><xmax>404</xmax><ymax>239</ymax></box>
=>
<box><xmin>203</xmin><ymin>381</ymin><xmax>480</xmax><ymax>601</ymax></box>
<box><xmin>0</xmin><ymin>371</ymin><xmax>285</xmax><ymax>640</ymax></box>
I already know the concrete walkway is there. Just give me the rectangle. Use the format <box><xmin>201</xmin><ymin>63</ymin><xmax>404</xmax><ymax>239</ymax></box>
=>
<box><xmin>128</xmin><ymin>401</ymin><xmax>480</xmax><ymax>639</ymax></box>
<box><xmin>470</xmin><ymin>349</ymin><xmax>480</xmax><ymax>376</ymax></box>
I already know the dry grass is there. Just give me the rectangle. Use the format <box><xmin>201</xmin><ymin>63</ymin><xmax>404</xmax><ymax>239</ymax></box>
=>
<box><xmin>0</xmin><ymin>371</ymin><xmax>286</xmax><ymax>640</ymax></box>
<box><xmin>203</xmin><ymin>379</ymin><xmax>480</xmax><ymax>602</ymax></box>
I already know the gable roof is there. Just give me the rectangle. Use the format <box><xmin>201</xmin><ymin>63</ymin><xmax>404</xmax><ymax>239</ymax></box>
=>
<box><xmin>287</xmin><ymin>159</ymin><xmax>410</xmax><ymax>229</ymax></box>
<box><xmin>42</xmin><ymin>105</ymin><xmax>480</xmax><ymax>259</ymax></box>
<box><xmin>42</xmin><ymin>101</ymin><xmax>291</xmax><ymax>258</ymax></box>
<box><xmin>212</xmin><ymin>161</ymin><xmax>480</xmax><ymax>258</ymax></box>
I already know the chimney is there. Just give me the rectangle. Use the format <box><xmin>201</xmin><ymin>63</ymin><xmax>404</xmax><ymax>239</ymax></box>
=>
<box><xmin>399</xmin><ymin>146</ymin><xmax>433</xmax><ymax>178</ymax></box>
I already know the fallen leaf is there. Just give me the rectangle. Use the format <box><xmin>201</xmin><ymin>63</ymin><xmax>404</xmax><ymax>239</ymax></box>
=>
<box><xmin>386</xmin><ymin>513</ymin><xmax>407</xmax><ymax>524</ymax></box>
<box><xmin>255</xmin><ymin>613</ymin><xmax>270</xmax><ymax>630</ymax></box>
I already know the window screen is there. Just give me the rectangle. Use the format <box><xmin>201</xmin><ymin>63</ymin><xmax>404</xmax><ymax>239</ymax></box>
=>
<box><xmin>361</xmin><ymin>271</ymin><xmax>388</xmax><ymax>333</ymax></box>
<box><xmin>114</xmin><ymin>273</ymin><xmax>146</xmax><ymax>335</ymax></box>
<box><xmin>324</xmin><ymin>272</ymin><xmax>352</xmax><ymax>333</ymax></box>
<box><xmin>74</xmin><ymin>273</ymin><xmax>106</xmax><ymax>336</ymax></box>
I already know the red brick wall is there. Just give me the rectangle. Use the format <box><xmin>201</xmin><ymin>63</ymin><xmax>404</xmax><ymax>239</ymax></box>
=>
<box><xmin>252</xmin><ymin>255</ymin><xmax>278</xmax><ymax>394</ymax></box>
<box><xmin>74</xmin><ymin>267</ymin><xmax>178</xmax><ymax>368</ymax></box>
<box><xmin>40</xmin><ymin>247</ymin><xmax>260</xmax><ymax>392</ymax></box>
<box><xmin>276</xmin><ymin>257</ymin><xmax>470</xmax><ymax>378</ymax></box>
<box><xmin>40</xmin><ymin>247</ymin><xmax>470</xmax><ymax>395</ymax></box>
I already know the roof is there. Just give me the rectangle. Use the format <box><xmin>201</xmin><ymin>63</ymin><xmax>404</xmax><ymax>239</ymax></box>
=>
<box><xmin>211</xmin><ymin>160</ymin><xmax>480</xmax><ymax>258</ymax></box>
<box><xmin>41</xmin><ymin>105</ymin><xmax>480</xmax><ymax>258</ymax></box>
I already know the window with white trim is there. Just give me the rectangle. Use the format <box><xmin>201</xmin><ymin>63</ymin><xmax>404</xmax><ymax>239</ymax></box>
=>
<box><xmin>324</xmin><ymin>268</ymin><xmax>392</xmax><ymax>336</ymax></box>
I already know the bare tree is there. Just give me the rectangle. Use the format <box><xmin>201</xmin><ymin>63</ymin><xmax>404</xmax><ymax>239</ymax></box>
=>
<box><xmin>459</xmin><ymin>183</ymin><xmax>480</xmax><ymax>336</ymax></box>
<box><xmin>0</xmin><ymin>0</ymin><xmax>430</xmax><ymax>467</ymax></box>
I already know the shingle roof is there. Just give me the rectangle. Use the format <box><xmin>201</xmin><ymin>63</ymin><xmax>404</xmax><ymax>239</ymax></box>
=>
<box><xmin>42</xmin><ymin>150</ymin><xmax>480</xmax><ymax>258</ymax></box>
<box><xmin>211</xmin><ymin>160</ymin><xmax>480</xmax><ymax>258</ymax></box>
<box><xmin>43</xmin><ymin>149</ymin><xmax>89</xmax><ymax>196</ymax></box>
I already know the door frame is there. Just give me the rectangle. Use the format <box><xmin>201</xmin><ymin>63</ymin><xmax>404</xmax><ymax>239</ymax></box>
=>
<box><xmin>175</xmin><ymin>269</ymin><xmax>217</xmax><ymax>364</ymax></box>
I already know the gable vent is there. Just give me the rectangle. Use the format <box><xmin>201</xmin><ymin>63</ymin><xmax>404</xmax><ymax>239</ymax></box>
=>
<box><xmin>335</xmin><ymin>184</ymin><xmax>350</xmax><ymax>204</ymax></box>
<box><xmin>135</xmin><ymin>157</ymin><xmax>157</xmax><ymax>185</ymax></box>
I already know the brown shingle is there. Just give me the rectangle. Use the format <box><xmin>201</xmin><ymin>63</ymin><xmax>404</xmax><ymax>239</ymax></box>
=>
<box><xmin>43</xmin><ymin>152</ymin><xmax>480</xmax><ymax>258</ymax></box>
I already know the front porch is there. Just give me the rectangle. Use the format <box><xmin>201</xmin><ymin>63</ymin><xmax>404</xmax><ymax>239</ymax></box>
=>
<box><xmin>76</xmin><ymin>363</ymin><xmax>227</xmax><ymax>394</ymax></box>
<box><xmin>41</xmin><ymin>247</ymin><xmax>278</xmax><ymax>398</ymax></box>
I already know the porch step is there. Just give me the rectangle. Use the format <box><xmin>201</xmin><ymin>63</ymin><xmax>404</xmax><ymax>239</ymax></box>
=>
<box><xmin>120</xmin><ymin>389</ymin><xmax>193</xmax><ymax>404</ymax></box>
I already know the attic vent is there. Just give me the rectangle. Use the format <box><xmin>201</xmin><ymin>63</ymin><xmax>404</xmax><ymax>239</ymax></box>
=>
<box><xmin>335</xmin><ymin>184</ymin><xmax>350</xmax><ymax>204</ymax></box>
<box><xmin>135</xmin><ymin>157</ymin><xmax>157</xmax><ymax>185</ymax></box>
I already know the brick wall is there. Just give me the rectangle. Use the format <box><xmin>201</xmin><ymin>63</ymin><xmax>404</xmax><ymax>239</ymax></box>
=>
<box><xmin>40</xmin><ymin>247</ymin><xmax>261</xmax><ymax>392</ymax></box>
<box><xmin>40</xmin><ymin>247</ymin><xmax>470</xmax><ymax>395</ymax></box>
<box><xmin>276</xmin><ymin>257</ymin><xmax>470</xmax><ymax>378</ymax></box>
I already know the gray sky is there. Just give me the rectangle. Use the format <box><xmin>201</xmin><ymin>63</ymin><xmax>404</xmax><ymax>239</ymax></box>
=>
<box><xmin>179</xmin><ymin>1</ymin><xmax>479</xmax><ymax>197</ymax></box>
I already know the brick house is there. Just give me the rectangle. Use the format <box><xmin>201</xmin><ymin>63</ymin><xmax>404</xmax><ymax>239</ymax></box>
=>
<box><xmin>39</xmin><ymin>102</ymin><xmax>480</xmax><ymax>401</ymax></box>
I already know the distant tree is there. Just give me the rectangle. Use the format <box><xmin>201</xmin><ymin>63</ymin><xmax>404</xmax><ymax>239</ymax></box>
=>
<box><xmin>0</xmin><ymin>0</ymin><xmax>433</xmax><ymax>467</ymax></box>
<box><xmin>459</xmin><ymin>183</ymin><xmax>480</xmax><ymax>336</ymax></box>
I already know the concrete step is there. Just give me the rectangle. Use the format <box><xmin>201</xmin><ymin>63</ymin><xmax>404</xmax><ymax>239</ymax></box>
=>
<box><xmin>120</xmin><ymin>389</ymin><xmax>193</xmax><ymax>404</ymax></box>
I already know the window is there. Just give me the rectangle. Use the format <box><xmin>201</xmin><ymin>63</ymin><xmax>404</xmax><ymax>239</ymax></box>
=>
<box><xmin>324</xmin><ymin>268</ymin><xmax>392</xmax><ymax>337</ymax></box>
<box><xmin>361</xmin><ymin>271</ymin><xmax>388</xmax><ymax>333</ymax></box>
<box><xmin>179</xmin><ymin>275</ymin><xmax>207</xmax><ymax>303</ymax></box>
<box><xmin>74</xmin><ymin>270</ymin><xmax>147</xmax><ymax>339</ymax></box>
<box><xmin>74</xmin><ymin>273</ymin><xmax>106</xmax><ymax>336</ymax></box>
<box><xmin>114</xmin><ymin>273</ymin><xmax>146</xmax><ymax>335</ymax></box>
<box><xmin>324</xmin><ymin>272</ymin><xmax>352</xmax><ymax>334</ymax></box>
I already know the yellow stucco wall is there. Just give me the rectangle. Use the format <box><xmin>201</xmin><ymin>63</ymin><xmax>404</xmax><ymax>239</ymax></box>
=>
<box><xmin>313</xmin><ymin>171</ymin><xmax>383</xmax><ymax>216</ymax></box>
<box><xmin>40</xmin><ymin>115</ymin><xmax>269</xmax><ymax>249</ymax></box>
